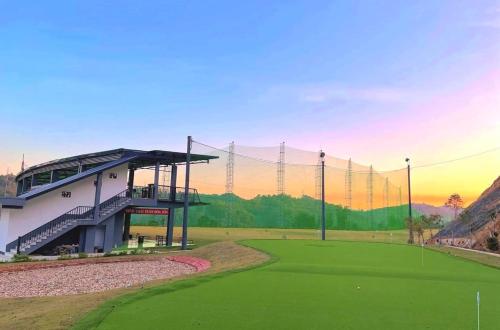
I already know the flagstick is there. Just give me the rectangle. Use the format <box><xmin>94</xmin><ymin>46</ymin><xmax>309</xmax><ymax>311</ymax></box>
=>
<box><xmin>421</xmin><ymin>243</ymin><xmax>424</xmax><ymax>266</ymax></box>
<box><xmin>477</xmin><ymin>291</ymin><xmax>480</xmax><ymax>330</ymax></box>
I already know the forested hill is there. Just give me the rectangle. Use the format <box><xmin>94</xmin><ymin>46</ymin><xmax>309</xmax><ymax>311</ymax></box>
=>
<box><xmin>0</xmin><ymin>174</ymin><xmax>16</xmax><ymax>197</ymax></box>
<box><xmin>132</xmin><ymin>194</ymin><xmax>411</xmax><ymax>230</ymax></box>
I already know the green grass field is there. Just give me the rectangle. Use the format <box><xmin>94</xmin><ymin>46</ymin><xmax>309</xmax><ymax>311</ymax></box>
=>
<box><xmin>130</xmin><ymin>226</ymin><xmax>429</xmax><ymax>244</ymax></box>
<box><xmin>75</xmin><ymin>240</ymin><xmax>500</xmax><ymax>330</ymax></box>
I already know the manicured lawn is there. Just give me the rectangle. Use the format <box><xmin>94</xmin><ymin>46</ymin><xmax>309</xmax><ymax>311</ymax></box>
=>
<box><xmin>131</xmin><ymin>225</ymin><xmax>425</xmax><ymax>244</ymax></box>
<box><xmin>75</xmin><ymin>240</ymin><xmax>500</xmax><ymax>330</ymax></box>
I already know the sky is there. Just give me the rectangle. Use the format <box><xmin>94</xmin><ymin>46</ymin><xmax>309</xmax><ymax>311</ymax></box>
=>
<box><xmin>0</xmin><ymin>1</ymin><xmax>499</xmax><ymax>205</ymax></box>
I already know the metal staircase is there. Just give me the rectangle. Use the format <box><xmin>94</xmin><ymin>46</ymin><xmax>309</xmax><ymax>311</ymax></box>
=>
<box><xmin>6</xmin><ymin>189</ymin><xmax>132</xmax><ymax>255</ymax></box>
<box><xmin>5</xmin><ymin>184</ymin><xmax>202</xmax><ymax>255</ymax></box>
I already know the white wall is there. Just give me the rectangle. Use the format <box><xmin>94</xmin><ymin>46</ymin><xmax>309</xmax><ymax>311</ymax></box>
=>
<box><xmin>100</xmin><ymin>163</ymin><xmax>128</xmax><ymax>201</ymax></box>
<box><xmin>2</xmin><ymin>163</ymin><xmax>128</xmax><ymax>251</ymax></box>
<box><xmin>0</xmin><ymin>209</ymin><xmax>10</xmax><ymax>253</ymax></box>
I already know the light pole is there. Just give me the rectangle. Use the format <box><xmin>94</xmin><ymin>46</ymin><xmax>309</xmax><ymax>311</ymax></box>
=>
<box><xmin>181</xmin><ymin>136</ymin><xmax>192</xmax><ymax>250</ymax></box>
<box><xmin>406</xmin><ymin>158</ymin><xmax>414</xmax><ymax>244</ymax></box>
<box><xmin>321</xmin><ymin>151</ymin><xmax>326</xmax><ymax>241</ymax></box>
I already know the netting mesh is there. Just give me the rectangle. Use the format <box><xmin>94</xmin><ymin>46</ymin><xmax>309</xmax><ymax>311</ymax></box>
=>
<box><xmin>175</xmin><ymin>140</ymin><xmax>410</xmax><ymax>231</ymax></box>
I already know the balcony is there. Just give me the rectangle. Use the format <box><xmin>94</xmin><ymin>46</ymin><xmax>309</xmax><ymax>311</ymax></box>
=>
<box><xmin>131</xmin><ymin>185</ymin><xmax>201</xmax><ymax>204</ymax></box>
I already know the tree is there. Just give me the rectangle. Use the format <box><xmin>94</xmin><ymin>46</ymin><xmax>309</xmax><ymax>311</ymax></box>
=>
<box><xmin>418</xmin><ymin>214</ymin><xmax>440</xmax><ymax>240</ymax></box>
<box><xmin>405</xmin><ymin>217</ymin><xmax>416</xmax><ymax>244</ymax></box>
<box><xmin>426</xmin><ymin>214</ymin><xmax>443</xmax><ymax>236</ymax></box>
<box><xmin>413</xmin><ymin>221</ymin><xmax>425</xmax><ymax>244</ymax></box>
<box><xmin>445</xmin><ymin>193</ymin><xmax>464</xmax><ymax>221</ymax></box>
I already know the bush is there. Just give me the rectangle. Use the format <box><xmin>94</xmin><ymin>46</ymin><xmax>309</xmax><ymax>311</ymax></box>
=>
<box><xmin>78</xmin><ymin>252</ymin><xmax>88</xmax><ymax>259</ymax></box>
<box><xmin>103</xmin><ymin>252</ymin><xmax>114</xmax><ymax>257</ymax></box>
<box><xmin>130</xmin><ymin>249</ymin><xmax>147</xmax><ymax>255</ymax></box>
<box><xmin>486</xmin><ymin>236</ymin><xmax>499</xmax><ymax>251</ymax></box>
<box><xmin>12</xmin><ymin>254</ymin><xmax>31</xmax><ymax>262</ymax></box>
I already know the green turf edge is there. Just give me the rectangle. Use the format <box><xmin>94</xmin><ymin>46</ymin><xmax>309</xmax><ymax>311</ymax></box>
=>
<box><xmin>71</xmin><ymin>239</ymin><xmax>499</xmax><ymax>330</ymax></box>
<box><xmin>426</xmin><ymin>245</ymin><xmax>500</xmax><ymax>270</ymax></box>
<box><xmin>71</xmin><ymin>240</ymin><xmax>278</xmax><ymax>330</ymax></box>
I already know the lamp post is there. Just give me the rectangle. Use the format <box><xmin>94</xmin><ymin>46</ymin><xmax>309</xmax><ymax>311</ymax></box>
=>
<box><xmin>406</xmin><ymin>158</ymin><xmax>414</xmax><ymax>244</ymax></box>
<box><xmin>181</xmin><ymin>136</ymin><xmax>192</xmax><ymax>250</ymax></box>
<box><xmin>320</xmin><ymin>151</ymin><xmax>326</xmax><ymax>241</ymax></box>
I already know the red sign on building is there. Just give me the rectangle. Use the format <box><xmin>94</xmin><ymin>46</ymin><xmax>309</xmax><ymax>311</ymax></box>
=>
<box><xmin>125</xmin><ymin>208</ymin><xmax>169</xmax><ymax>215</ymax></box>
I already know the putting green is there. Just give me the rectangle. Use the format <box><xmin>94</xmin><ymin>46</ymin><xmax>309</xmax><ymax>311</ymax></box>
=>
<box><xmin>76</xmin><ymin>241</ymin><xmax>500</xmax><ymax>330</ymax></box>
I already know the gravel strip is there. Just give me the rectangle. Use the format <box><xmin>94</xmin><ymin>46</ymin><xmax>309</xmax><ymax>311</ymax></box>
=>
<box><xmin>0</xmin><ymin>257</ymin><xmax>198</xmax><ymax>298</ymax></box>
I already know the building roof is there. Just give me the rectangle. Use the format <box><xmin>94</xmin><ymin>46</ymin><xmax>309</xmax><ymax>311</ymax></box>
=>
<box><xmin>17</xmin><ymin>155</ymin><xmax>136</xmax><ymax>200</ymax></box>
<box><xmin>16</xmin><ymin>148</ymin><xmax>218</xmax><ymax>181</ymax></box>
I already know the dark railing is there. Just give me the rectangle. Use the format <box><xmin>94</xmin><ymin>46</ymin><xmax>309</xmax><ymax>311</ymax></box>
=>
<box><xmin>132</xmin><ymin>185</ymin><xmax>154</xmax><ymax>199</ymax></box>
<box><xmin>132</xmin><ymin>184</ymin><xmax>201</xmax><ymax>204</ymax></box>
<box><xmin>6</xmin><ymin>206</ymin><xmax>94</xmax><ymax>253</ymax></box>
<box><xmin>98</xmin><ymin>189</ymin><xmax>130</xmax><ymax>217</ymax></box>
<box><xmin>6</xmin><ymin>184</ymin><xmax>203</xmax><ymax>254</ymax></box>
<box><xmin>157</xmin><ymin>185</ymin><xmax>201</xmax><ymax>204</ymax></box>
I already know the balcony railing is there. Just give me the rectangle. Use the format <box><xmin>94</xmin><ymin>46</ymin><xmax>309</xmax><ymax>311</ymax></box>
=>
<box><xmin>158</xmin><ymin>185</ymin><xmax>201</xmax><ymax>204</ymax></box>
<box><xmin>131</xmin><ymin>185</ymin><xmax>201</xmax><ymax>204</ymax></box>
<box><xmin>132</xmin><ymin>185</ymin><xmax>155</xmax><ymax>199</ymax></box>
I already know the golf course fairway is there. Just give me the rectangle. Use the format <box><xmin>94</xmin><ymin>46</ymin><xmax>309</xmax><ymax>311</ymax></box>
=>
<box><xmin>75</xmin><ymin>240</ymin><xmax>500</xmax><ymax>330</ymax></box>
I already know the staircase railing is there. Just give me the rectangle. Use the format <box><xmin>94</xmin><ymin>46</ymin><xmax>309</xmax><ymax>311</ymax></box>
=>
<box><xmin>6</xmin><ymin>184</ymin><xmax>203</xmax><ymax>254</ymax></box>
<box><xmin>6</xmin><ymin>206</ymin><xmax>94</xmax><ymax>253</ymax></box>
<box><xmin>98</xmin><ymin>189</ymin><xmax>130</xmax><ymax>217</ymax></box>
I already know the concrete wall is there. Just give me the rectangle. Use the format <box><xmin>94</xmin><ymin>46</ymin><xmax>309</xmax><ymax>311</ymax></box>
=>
<box><xmin>82</xmin><ymin>212</ymin><xmax>125</xmax><ymax>253</ymax></box>
<box><xmin>0</xmin><ymin>208</ymin><xmax>10</xmax><ymax>253</ymax></box>
<box><xmin>1</xmin><ymin>163</ymin><xmax>128</xmax><ymax>252</ymax></box>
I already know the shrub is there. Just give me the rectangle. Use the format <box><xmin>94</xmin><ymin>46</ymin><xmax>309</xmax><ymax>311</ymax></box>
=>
<box><xmin>103</xmin><ymin>252</ymin><xmax>114</xmax><ymax>257</ymax></box>
<box><xmin>130</xmin><ymin>249</ymin><xmax>147</xmax><ymax>255</ymax></box>
<box><xmin>12</xmin><ymin>254</ymin><xmax>31</xmax><ymax>262</ymax></box>
<box><xmin>486</xmin><ymin>236</ymin><xmax>499</xmax><ymax>251</ymax></box>
<box><xmin>78</xmin><ymin>252</ymin><xmax>88</xmax><ymax>259</ymax></box>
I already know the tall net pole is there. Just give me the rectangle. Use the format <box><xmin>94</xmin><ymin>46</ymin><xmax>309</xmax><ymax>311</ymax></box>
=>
<box><xmin>384</xmin><ymin>177</ymin><xmax>389</xmax><ymax>228</ymax></box>
<box><xmin>277</xmin><ymin>142</ymin><xmax>285</xmax><ymax>227</ymax></box>
<box><xmin>315</xmin><ymin>151</ymin><xmax>322</xmax><ymax>234</ymax></box>
<box><xmin>277</xmin><ymin>142</ymin><xmax>285</xmax><ymax>195</ymax></box>
<box><xmin>345</xmin><ymin>158</ymin><xmax>352</xmax><ymax>209</ymax></box>
<box><xmin>399</xmin><ymin>186</ymin><xmax>403</xmax><ymax>224</ymax></box>
<box><xmin>367</xmin><ymin>165</ymin><xmax>374</xmax><ymax>228</ymax></box>
<box><xmin>320</xmin><ymin>151</ymin><xmax>326</xmax><ymax>240</ymax></box>
<box><xmin>225</xmin><ymin>141</ymin><xmax>235</xmax><ymax>194</ymax></box>
<box><xmin>225</xmin><ymin>141</ymin><xmax>235</xmax><ymax>226</ymax></box>
<box><xmin>181</xmin><ymin>136</ymin><xmax>192</xmax><ymax>250</ymax></box>
<box><xmin>345</xmin><ymin>158</ymin><xmax>352</xmax><ymax>229</ymax></box>
<box><xmin>406</xmin><ymin>158</ymin><xmax>414</xmax><ymax>244</ymax></box>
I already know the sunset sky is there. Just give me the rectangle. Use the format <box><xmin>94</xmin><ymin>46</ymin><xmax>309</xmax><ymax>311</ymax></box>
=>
<box><xmin>0</xmin><ymin>1</ymin><xmax>498</xmax><ymax>205</ymax></box>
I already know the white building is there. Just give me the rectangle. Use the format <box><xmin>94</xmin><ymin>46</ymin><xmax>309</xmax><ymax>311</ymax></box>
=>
<box><xmin>0</xmin><ymin>147</ymin><xmax>216</xmax><ymax>256</ymax></box>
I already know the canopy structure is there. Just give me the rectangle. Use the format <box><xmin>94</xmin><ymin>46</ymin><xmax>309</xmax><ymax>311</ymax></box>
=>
<box><xmin>11</xmin><ymin>148</ymin><xmax>217</xmax><ymax>200</ymax></box>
